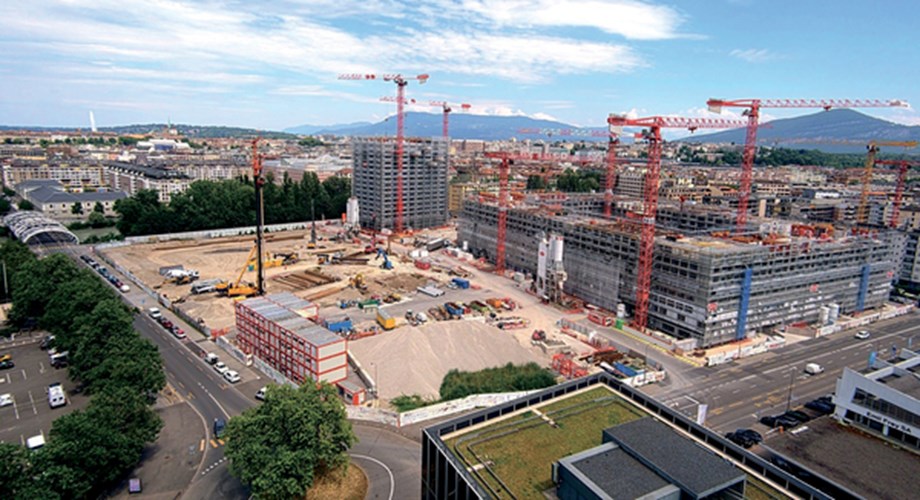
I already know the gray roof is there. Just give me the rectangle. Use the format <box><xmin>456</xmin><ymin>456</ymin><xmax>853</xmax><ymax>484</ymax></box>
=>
<box><xmin>104</xmin><ymin>161</ymin><xmax>191</xmax><ymax>180</ymax></box>
<box><xmin>2</xmin><ymin>211</ymin><xmax>78</xmax><ymax>245</ymax></box>
<box><xmin>15</xmin><ymin>179</ymin><xmax>63</xmax><ymax>192</ymax></box>
<box><xmin>602</xmin><ymin>418</ymin><xmax>745</xmax><ymax>498</ymax></box>
<box><xmin>27</xmin><ymin>185</ymin><xmax>126</xmax><ymax>204</ymax></box>
<box><xmin>569</xmin><ymin>443</ymin><xmax>674</xmax><ymax>500</ymax></box>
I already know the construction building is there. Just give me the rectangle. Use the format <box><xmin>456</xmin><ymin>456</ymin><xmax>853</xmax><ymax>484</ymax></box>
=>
<box><xmin>351</xmin><ymin>137</ymin><xmax>449</xmax><ymax>231</ymax></box>
<box><xmin>235</xmin><ymin>293</ymin><xmax>347</xmax><ymax>384</ymax></box>
<box><xmin>459</xmin><ymin>195</ymin><xmax>904</xmax><ymax>348</ymax></box>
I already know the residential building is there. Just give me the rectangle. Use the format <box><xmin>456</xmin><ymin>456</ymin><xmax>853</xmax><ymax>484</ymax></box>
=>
<box><xmin>103</xmin><ymin>161</ymin><xmax>192</xmax><ymax>203</ymax></box>
<box><xmin>351</xmin><ymin>137</ymin><xmax>449</xmax><ymax>231</ymax></box>
<box><xmin>16</xmin><ymin>180</ymin><xmax>125</xmax><ymax>218</ymax></box>
<box><xmin>2</xmin><ymin>159</ymin><xmax>106</xmax><ymax>192</ymax></box>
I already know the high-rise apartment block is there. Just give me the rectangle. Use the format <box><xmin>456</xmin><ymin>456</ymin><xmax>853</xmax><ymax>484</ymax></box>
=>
<box><xmin>351</xmin><ymin>137</ymin><xmax>449</xmax><ymax>231</ymax></box>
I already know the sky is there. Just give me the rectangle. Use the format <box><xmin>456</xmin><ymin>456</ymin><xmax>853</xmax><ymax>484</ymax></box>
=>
<box><xmin>1</xmin><ymin>0</ymin><xmax>919</xmax><ymax>131</ymax></box>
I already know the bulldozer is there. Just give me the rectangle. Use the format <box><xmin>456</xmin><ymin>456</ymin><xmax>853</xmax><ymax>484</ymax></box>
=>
<box><xmin>274</xmin><ymin>252</ymin><xmax>299</xmax><ymax>266</ymax></box>
<box><xmin>350</xmin><ymin>273</ymin><xmax>368</xmax><ymax>292</ymax></box>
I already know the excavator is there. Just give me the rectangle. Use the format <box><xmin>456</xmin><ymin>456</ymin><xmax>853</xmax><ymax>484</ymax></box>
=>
<box><xmin>375</xmin><ymin>248</ymin><xmax>393</xmax><ymax>270</ymax></box>
<box><xmin>216</xmin><ymin>246</ymin><xmax>259</xmax><ymax>298</ymax></box>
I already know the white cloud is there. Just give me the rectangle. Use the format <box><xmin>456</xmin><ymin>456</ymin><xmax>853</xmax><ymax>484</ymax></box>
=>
<box><xmin>531</xmin><ymin>112</ymin><xmax>558</xmax><ymax>121</ymax></box>
<box><xmin>729</xmin><ymin>48</ymin><xmax>778</xmax><ymax>63</ymax></box>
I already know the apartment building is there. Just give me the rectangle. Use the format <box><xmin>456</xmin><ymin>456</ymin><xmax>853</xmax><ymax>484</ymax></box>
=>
<box><xmin>103</xmin><ymin>161</ymin><xmax>192</xmax><ymax>203</ymax></box>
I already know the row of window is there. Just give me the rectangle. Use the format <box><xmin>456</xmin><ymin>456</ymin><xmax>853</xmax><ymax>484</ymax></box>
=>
<box><xmin>852</xmin><ymin>388</ymin><xmax>920</xmax><ymax>428</ymax></box>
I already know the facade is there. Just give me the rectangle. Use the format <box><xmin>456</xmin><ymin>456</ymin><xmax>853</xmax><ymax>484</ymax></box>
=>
<box><xmin>448</xmin><ymin>182</ymin><xmax>475</xmax><ymax>215</ymax></box>
<box><xmin>103</xmin><ymin>161</ymin><xmax>192</xmax><ymax>203</ymax></box>
<box><xmin>459</xmin><ymin>196</ymin><xmax>903</xmax><ymax>348</ymax></box>
<box><xmin>16</xmin><ymin>180</ymin><xmax>125</xmax><ymax>218</ymax></box>
<box><xmin>2</xmin><ymin>159</ymin><xmax>106</xmax><ymax>192</ymax></box>
<box><xmin>235</xmin><ymin>293</ymin><xmax>346</xmax><ymax>384</ymax></box>
<box><xmin>422</xmin><ymin>373</ymin><xmax>839</xmax><ymax>500</ymax></box>
<box><xmin>351</xmin><ymin>137</ymin><xmax>449</xmax><ymax>231</ymax></box>
<box><xmin>614</xmin><ymin>168</ymin><xmax>646</xmax><ymax>199</ymax></box>
<box><xmin>833</xmin><ymin>349</ymin><xmax>920</xmax><ymax>451</ymax></box>
<box><xmin>900</xmin><ymin>230</ymin><xmax>920</xmax><ymax>288</ymax></box>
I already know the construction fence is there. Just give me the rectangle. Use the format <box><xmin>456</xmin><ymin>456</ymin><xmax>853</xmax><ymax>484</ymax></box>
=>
<box><xmin>124</xmin><ymin>221</ymin><xmax>313</xmax><ymax>245</ymax></box>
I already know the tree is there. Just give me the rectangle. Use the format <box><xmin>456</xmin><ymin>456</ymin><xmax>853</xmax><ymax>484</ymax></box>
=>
<box><xmin>87</xmin><ymin>211</ymin><xmax>107</xmax><ymax>228</ymax></box>
<box><xmin>225</xmin><ymin>383</ymin><xmax>356</xmax><ymax>499</ymax></box>
<box><xmin>9</xmin><ymin>254</ymin><xmax>81</xmax><ymax>326</ymax></box>
<box><xmin>439</xmin><ymin>362</ymin><xmax>557</xmax><ymax>401</ymax></box>
<box><xmin>0</xmin><ymin>197</ymin><xmax>11</xmax><ymax>214</ymax></box>
<box><xmin>70</xmin><ymin>203</ymin><xmax>83</xmax><ymax>215</ymax></box>
<box><xmin>526</xmin><ymin>175</ymin><xmax>547</xmax><ymax>190</ymax></box>
<box><xmin>0</xmin><ymin>442</ymin><xmax>32</xmax><ymax>495</ymax></box>
<box><xmin>17</xmin><ymin>199</ymin><xmax>34</xmax><ymax>211</ymax></box>
<box><xmin>93</xmin><ymin>201</ymin><xmax>104</xmax><ymax>214</ymax></box>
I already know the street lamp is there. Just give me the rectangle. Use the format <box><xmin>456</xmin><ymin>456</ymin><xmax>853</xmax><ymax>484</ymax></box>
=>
<box><xmin>785</xmin><ymin>366</ymin><xmax>797</xmax><ymax>411</ymax></box>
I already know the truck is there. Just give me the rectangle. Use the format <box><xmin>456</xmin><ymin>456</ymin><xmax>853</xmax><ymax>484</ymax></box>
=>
<box><xmin>191</xmin><ymin>279</ymin><xmax>224</xmax><ymax>295</ymax></box>
<box><xmin>426</xmin><ymin>238</ymin><xmax>447</xmax><ymax>252</ymax></box>
<box><xmin>376</xmin><ymin>309</ymin><xmax>396</xmax><ymax>330</ymax></box>
<box><xmin>451</xmin><ymin>277</ymin><xmax>470</xmax><ymax>289</ymax></box>
<box><xmin>444</xmin><ymin>302</ymin><xmax>464</xmax><ymax>317</ymax></box>
<box><xmin>358</xmin><ymin>298</ymin><xmax>381</xmax><ymax>310</ymax></box>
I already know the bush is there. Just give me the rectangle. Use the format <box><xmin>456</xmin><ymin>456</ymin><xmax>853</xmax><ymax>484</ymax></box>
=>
<box><xmin>439</xmin><ymin>362</ymin><xmax>557</xmax><ymax>401</ymax></box>
<box><xmin>390</xmin><ymin>394</ymin><xmax>438</xmax><ymax>412</ymax></box>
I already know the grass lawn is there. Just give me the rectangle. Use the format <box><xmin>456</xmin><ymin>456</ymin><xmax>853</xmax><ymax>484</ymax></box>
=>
<box><xmin>448</xmin><ymin>386</ymin><xmax>644</xmax><ymax>499</ymax></box>
<box><xmin>745</xmin><ymin>475</ymin><xmax>789</xmax><ymax>500</ymax></box>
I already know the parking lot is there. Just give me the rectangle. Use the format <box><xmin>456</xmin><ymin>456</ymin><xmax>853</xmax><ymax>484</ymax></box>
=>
<box><xmin>0</xmin><ymin>338</ymin><xmax>90</xmax><ymax>447</ymax></box>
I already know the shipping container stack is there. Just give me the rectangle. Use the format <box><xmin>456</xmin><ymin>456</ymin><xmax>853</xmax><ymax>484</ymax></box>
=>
<box><xmin>235</xmin><ymin>293</ymin><xmax>347</xmax><ymax>384</ymax></box>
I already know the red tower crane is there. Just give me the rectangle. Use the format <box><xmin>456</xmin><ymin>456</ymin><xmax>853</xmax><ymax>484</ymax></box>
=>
<box><xmin>431</xmin><ymin>101</ymin><xmax>471</xmax><ymax>138</ymax></box>
<box><xmin>875</xmin><ymin>158</ymin><xmax>920</xmax><ymax>228</ymax></box>
<box><xmin>339</xmin><ymin>73</ymin><xmax>430</xmax><ymax>233</ymax></box>
<box><xmin>705</xmin><ymin>98</ymin><xmax>908</xmax><ymax>233</ymax></box>
<box><xmin>483</xmin><ymin>151</ymin><xmax>601</xmax><ymax>274</ymax></box>
<box><xmin>606</xmin><ymin>114</ymin><xmax>747</xmax><ymax>332</ymax></box>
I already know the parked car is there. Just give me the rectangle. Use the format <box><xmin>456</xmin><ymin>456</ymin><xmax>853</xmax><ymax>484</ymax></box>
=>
<box><xmin>148</xmin><ymin>307</ymin><xmax>162</xmax><ymax>320</ymax></box>
<box><xmin>0</xmin><ymin>360</ymin><xmax>15</xmax><ymax>370</ymax></box>
<box><xmin>204</xmin><ymin>353</ymin><xmax>219</xmax><ymax>365</ymax></box>
<box><xmin>0</xmin><ymin>393</ymin><xmax>13</xmax><ymax>407</ymax></box>
<box><xmin>783</xmin><ymin>410</ymin><xmax>812</xmax><ymax>423</ymax></box>
<box><xmin>760</xmin><ymin>415</ymin><xmax>800</xmax><ymax>429</ymax></box>
<box><xmin>171</xmin><ymin>326</ymin><xmax>186</xmax><ymax>339</ymax></box>
<box><xmin>213</xmin><ymin>362</ymin><xmax>229</xmax><ymax>375</ymax></box>
<box><xmin>735</xmin><ymin>428</ymin><xmax>762</xmax><ymax>444</ymax></box>
<box><xmin>805</xmin><ymin>399</ymin><xmax>835</xmax><ymax>414</ymax></box>
<box><xmin>223</xmin><ymin>370</ymin><xmax>240</xmax><ymax>383</ymax></box>
<box><xmin>725</xmin><ymin>432</ymin><xmax>755</xmax><ymax>448</ymax></box>
<box><xmin>213</xmin><ymin>418</ymin><xmax>226</xmax><ymax>438</ymax></box>
<box><xmin>40</xmin><ymin>335</ymin><xmax>55</xmax><ymax>350</ymax></box>
<box><xmin>855</xmin><ymin>330</ymin><xmax>871</xmax><ymax>340</ymax></box>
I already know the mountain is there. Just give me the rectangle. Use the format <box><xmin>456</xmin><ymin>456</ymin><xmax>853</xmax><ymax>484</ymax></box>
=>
<box><xmin>309</xmin><ymin>112</ymin><xmax>604</xmax><ymax>141</ymax></box>
<box><xmin>686</xmin><ymin>109</ymin><xmax>920</xmax><ymax>153</ymax></box>
<box><xmin>0</xmin><ymin>123</ymin><xmax>297</xmax><ymax>139</ymax></box>
<box><xmin>284</xmin><ymin>121</ymin><xmax>372</xmax><ymax>135</ymax></box>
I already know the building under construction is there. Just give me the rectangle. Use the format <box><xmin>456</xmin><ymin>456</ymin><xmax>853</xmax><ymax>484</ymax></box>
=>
<box><xmin>459</xmin><ymin>195</ymin><xmax>905</xmax><ymax>348</ymax></box>
<box><xmin>351</xmin><ymin>137</ymin><xmax>449</xmax><ymax>231</ymax></box>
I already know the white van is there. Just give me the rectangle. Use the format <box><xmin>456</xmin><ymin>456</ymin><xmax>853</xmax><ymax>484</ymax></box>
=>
<box><xmin>804</xmin><ymin>363</ymin><xmax>824</xmax><ymax>375</ymax></box>
<box><xmin>48</xmin><ymin>383</ymin><xmax>66</xmax><ymax>408</ymax></box>
<box><xmin>26</xmin><ymin>433</ymin><xmax>45</xmax><ymax>450</ymax></box>
<box><xmin>148</xmin><ymin>307</ymin><xmax>162</xmax><ymax>320</ymax></box>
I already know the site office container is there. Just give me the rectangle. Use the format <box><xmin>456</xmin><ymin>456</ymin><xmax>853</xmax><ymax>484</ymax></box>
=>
<box><xmin>376</xmin><ymin>309</ymin><xmax>396</xmax><ymax>330</ymax></box>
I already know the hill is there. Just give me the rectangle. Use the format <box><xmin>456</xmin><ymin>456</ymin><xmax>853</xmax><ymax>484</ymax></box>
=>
<box><xmin>284</xmin><ymin>121</ymin><xmax>372</xmax><ymax>135</ymax></box>
<box><xmin>0</xmin><ymin>123</ymin><xmax>296</xmax><ymax>139</ymax></box>
<box><xmin>309</xmin><ymin>112</ymin><xmax>606</xmax><ymax>141</ymax></box>
<box><xmin>687</xmin><ymin>109</ymin><xmax>920</xmax><ymax>153</ymax></box>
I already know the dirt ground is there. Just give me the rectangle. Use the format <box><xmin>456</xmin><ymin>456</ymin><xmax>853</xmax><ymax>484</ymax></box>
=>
<box><xmin>102</xmin><ymin>226</ymin><xmax>441</xmax><ymax>331</ymax></box>
<box><xmin>347</xmin><ymin>320</ymin><xmax>544</xmax><ymax>401</ymax></box>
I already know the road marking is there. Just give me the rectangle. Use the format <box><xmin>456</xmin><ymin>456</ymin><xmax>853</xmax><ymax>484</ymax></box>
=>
<box><xmin>209</xmin><ymin>439</ymin><xmax>218</xmax><ymax>448</ymax></box>
<box><xmin>218</xmin><ymin>439</ymin><xmax>225</xmax><ymax>446</ymax></box>
<box><xmin>199</xmin><ymin>439</ymin><xmax>205</xmax><ymax>452</ymax></box>
<box><xmin>178</xmin><ymin>381</ymin><xmax>186</xmax><ymax>389</ymax></box>
<box><xmin>38</xmin><ymin>362</ymin><xmax>45</xmax><ymax>374</ymax></box>
<box><xmin>13</xmin><ymin>397</ymin><xmax>19</xmax><ymax>419</ymax></box>
<box><xmin>187</xmin><ymin>392</ymin><xmax>195</xmax><ymax>400</ymax></box>
<box><xmin>20</xmin><ymin>369</ymin><xmax>27</xmax><ymax>380</ymax></box>
<box><xmin>207</xmin><ymin>391</ymin><xmax>231</xmax><ymax>419</ymax></box>
<box><xmin>352</xmin><ymin>454</ymin><xmax>395</xmax><ymax>500</ymax></box>
<box><xmin>28</xmin><ymin>391</ymin><xmax>37</xmax><ymax>415</ymax></box>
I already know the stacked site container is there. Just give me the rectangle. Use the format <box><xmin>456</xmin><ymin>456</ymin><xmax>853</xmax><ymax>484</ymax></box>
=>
<box><xmin>236</xmin><ymin>294</ymin><xmax>347</xmax><ymax>385</ymax></box>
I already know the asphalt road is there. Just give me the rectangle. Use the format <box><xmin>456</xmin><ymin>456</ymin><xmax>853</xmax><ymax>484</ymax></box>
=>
<box><xmin>642</xmin><ymin>312</ymin><xmax>920</xmax><ymax>433</ymax></box>
<box><xmin>61</xmin><ymin>244</ymin><xmax>418</xmax><ymax>499</ymax></box>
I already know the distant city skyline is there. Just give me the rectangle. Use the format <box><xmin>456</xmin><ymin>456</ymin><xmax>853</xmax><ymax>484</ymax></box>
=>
<box><xmin>1</xmin><ymin>1</ymin><xmax>918</xmax><ymax>130</ymax></box>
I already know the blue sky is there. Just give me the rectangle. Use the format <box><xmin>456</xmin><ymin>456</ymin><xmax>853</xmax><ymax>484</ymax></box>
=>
<box><xmin>1</xmin><ymin>0</ymin><xmax>918</xmax><ymax>130</ymax></box>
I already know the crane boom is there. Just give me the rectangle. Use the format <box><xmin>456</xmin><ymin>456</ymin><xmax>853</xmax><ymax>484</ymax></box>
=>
<box><xmin>705</xmin><ymin>97</ymin><xmax>908</xmax><ymax>233</ymax></box>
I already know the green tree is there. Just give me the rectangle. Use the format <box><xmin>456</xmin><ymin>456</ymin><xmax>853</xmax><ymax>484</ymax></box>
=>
<box><xmin>87</xmin><ymin>211</ymin><xmax>107</xmax><ymax>228</ymax></box>
<box><xmin>17</xmin><ymin>199</ymin><xmax>34</xmax><ymax>210</ymax></box>
<box><xmin>0</xmin><ymin>241</ymin><xmax>37</xmax><ymax>301</ymax></box>
<box><xmin>92</xmin><ymin>201</ymin><xmax>105</xmax><ymax>214</ymax></box>
<box><xmin>9</xmin><ymin>254</ymin><xmax>81</xmax><ymax>326</ymax></box>
<box><xmin>526</xmin><ymin>175</ymin><xmax>547</xmax><ymax>190</ymax></box>
<box><xmin>0</xmin><ymin>197</ymin><xmax>11</xmax><ymax>214</ymax></box>
<box><xmin>225</xmin><ymin>383</ymin><xmax>356</xmax><ymax>499</ymax></box>
<box><xmin>70</xmin><ymin>202</ymin><xmax>83</xmax><ymax>215</ymax></box>
<box><xmin>0</xmin><ymin>442</ymin><xmax>32</xmax><ymax>496</ymax></box>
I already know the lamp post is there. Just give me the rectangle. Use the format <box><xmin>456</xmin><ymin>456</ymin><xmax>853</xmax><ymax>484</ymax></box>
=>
<box><xmin>785</xmin><ymin>366</ymin><xmax>797</xmax><ymax>411</ymax></box>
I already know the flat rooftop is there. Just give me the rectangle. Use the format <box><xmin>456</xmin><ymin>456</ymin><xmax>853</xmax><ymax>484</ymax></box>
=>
<box><xmin>568</xmin><ymin>443</ymin><xmax>675</xmax><ymax>500</ymax></box>
<box><xmin>764</xmin><ymin>416</ymin><xmax>920</xmax><ymax>500</ymax></box>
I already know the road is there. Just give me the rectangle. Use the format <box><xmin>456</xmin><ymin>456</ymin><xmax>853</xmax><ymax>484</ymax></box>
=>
<box><xmin>71</xmin><ymin>245</ymin><xmax>420</xmax><ymax>499</ymax></box>
<box><xmin>642</xmin><ymin>312</ymin><xmax>920</xmax><ymax>432</ymax></box>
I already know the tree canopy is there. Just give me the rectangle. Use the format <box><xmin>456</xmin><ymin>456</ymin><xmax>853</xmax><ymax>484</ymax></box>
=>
<box><xmin>555</xmin><ymin>168</ymin><xmax>601</xmax><ymax>192</ymax></box>
<box><xmin>115</xmin><ymin>175</ymin><xmax>351</xmax><ymax>236</ymax></box>
<box><xmin>225</xmin><ymin>383</ymin><xmax>356</xmax><ymax>500</ymax></box>
<box><xmin>440</xmin><ymin>362</ymin><xmax>557</xmax><ymax>401</ymax></box>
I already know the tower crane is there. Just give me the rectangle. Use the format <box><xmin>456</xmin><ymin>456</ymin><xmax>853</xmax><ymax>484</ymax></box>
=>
<box><xmin>705</xmin><ymin>98</ymin><xmax>908</xmax><ymax>233</ymax></box>
<box><xmin>856</xmin><ymin>141</ymin><xmax>918</xmax><ymax>225</ymax></box>
<box><xmin>483</xmin><ymin>151</ymin><xmax>603</xmax><ymax>274</ymax></box>
<box><xmin>874</xmin><ymin>158</ymin><xmax>920</xmax><ymax>228</ymax></box>
<box><xmin>430</xmin><ymin>101</ymin><xmax>471</xmax><ymax>138</ymax></box>
<box><xmin>606</xmin><ymin>114</ymin><xmax>747</xmax><ymax>333</ymax></box>
<box><xmin>252</xmin><ymin>138</ymin><xmax>266</xmax><ymax>296</ymax></box>
<box><xmin>340</xmin><ymin>73</ymin><xmax>430</xmax><ymax>233</ymax></box>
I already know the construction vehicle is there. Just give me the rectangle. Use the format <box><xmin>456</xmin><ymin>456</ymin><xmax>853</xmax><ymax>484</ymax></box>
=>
<box><xmin>384</xmin><ymin>292</ymin><xmax>402</xmax><ymax>303</ymax></box>
<box><xmin>375</xmin><ymin>248</ymin><xmax>394</xmax><ymax>270</ymax></box>
<box><xmin>532</xmin><ymin>330</ymin><xmax>547</xmax><ymax>342</ymax></box>
<box><xmin>350</xmin><ymin>273</ymin><xmax>368</xmax><ymax>292</ymax></box>
<box><xmin>216</xmin><ymin>246</ymin><xmax>259</xmax><ymax>298</ymax></box>
<box><xmin>274</xmin><ymin>252</ymin><xmax>299</xmax><ymax>265</ymax></box>
<box><xmin>376</xmin><ymin>309</ymin><xmax>396</xmax><ymax>330</ymax></box>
